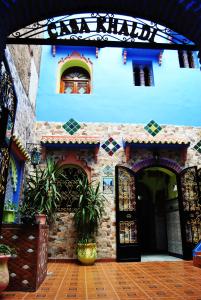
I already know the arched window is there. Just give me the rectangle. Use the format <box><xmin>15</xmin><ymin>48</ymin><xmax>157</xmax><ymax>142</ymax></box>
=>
<box><xmin>57</xmin><ymin>165</ymin><xmax>87</xmax><ymax>212</ymax></box>
<box><xmin>60</xmin><ymin>66</ymin><xmax>91</xmax><ymax>94</ymax></box>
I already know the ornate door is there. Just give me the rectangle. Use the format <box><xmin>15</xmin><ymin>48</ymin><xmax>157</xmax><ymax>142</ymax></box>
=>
<box><xmin>179</xmin><ymin>166</ymin><xmax>201</xmax><ymax>259</ymax></box>
<box><xmin>0</xmin><ymin>61</ymin><xmax>17</xmax><ymax>226</ymax></box>
<box><xmin>116</xmin><ymin>166</ymin><xmax>140</xmax><ymax>261</ymax></box>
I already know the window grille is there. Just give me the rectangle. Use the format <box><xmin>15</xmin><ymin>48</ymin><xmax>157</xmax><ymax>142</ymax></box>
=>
<box><xmin>57</xmin><ymin>166</ymin><xmax>87</xmax><ymax>212</ymax></box>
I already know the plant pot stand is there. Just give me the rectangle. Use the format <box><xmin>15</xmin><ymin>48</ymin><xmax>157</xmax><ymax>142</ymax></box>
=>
<box><xmin>1</xmin><ymin>224</ymin><xmax>49</xmax><ymax>291</ymax></box>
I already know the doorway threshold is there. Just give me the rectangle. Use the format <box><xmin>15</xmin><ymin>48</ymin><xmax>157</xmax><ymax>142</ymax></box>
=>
<box><xmin>141</xmin><ymin>254</ymin><xmax>183</xmax><ymax>262</ymax></box>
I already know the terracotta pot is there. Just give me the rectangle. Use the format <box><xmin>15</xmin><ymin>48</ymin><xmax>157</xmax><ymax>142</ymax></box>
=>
<box><xmin>35</xmin><ymin>214</ymin><xmax>46</xmax><ymax>224</ymax></box>
<box><xmin>77</xmin><ymin>243</ymin><xmax>97</xmax><ymax>265</ymax></box>
<box><xmin>0</xmin><ymin>255</ymin><xmax>10</xmax><ymax>292</ymax></box>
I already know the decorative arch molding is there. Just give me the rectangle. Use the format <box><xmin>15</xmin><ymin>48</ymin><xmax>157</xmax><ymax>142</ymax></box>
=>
<box><xmin>132</xmin><ymin>157</ymin><xmax>183</xmax><ymax>174</ymax></box>
<box><xmin>57</xmin><ymin>151</ymin><xmax>91</xmax><ymax>181</ymax></box>
<box><xmin>57</xmin><ymin>51</ymin><xmax>92</xmax><ymax>93</ymax></box>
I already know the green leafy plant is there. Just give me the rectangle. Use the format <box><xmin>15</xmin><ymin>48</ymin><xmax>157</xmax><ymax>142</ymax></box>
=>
<box><xmin>18</xmin><ymin>201</ymin><xmax>36</xmax><ymax>224</ymax></box>
<box><xmin>0</xmin><ymin>244</ymin><xmax>16</xmax><ymax>256</ymax></box>
<box><xmin>22</xmin><ymin>158</ymin><xmax>66</xmax><ymax>223</ymax></box>
<box><xmin>74</xmin><ymin>177</ymin><xmax>107</xmax><ymax>244</ymax></box>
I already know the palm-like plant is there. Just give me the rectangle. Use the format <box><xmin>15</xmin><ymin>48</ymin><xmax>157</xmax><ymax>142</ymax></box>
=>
<box><xmin>74</xmin><ymin>177</ymin><xmax>106</xmax><ymax>243</ymax></box>
<box><xmin>23</xmin><ymin>158</ymin><xmax>65</xmax><ymax>223</ymax></box>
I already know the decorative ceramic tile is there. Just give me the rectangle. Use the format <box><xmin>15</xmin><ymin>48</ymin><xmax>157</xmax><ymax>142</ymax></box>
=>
<box><xmin>101</xmin><ymin>137</ymin><xmax>121</xmax><ymax>156</ymax></box>
<box><xmin>63</xmin><ymin>118</ymin><xmax>81</xmax><ymax>135</ymax></box>
<box><xmin>103</xmin><ymin>177</ymin><xmax>114</xmax><ymax>194</ymax></box>
<box><xmin>194</xmin><ymin>140</ymin><xmax>201</xmax><ymax>154</ymax></box>
<box><xmin>144</xmin><ymin>120</ymin><xmax>162</xmax><ymax>136</ymax></box>
<box><xmin>103</xmin><ymin>165</ymin><xmax>114</xmax><ymax>176</ymax></box>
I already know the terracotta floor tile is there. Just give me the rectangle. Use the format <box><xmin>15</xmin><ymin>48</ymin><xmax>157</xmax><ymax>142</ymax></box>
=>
<box><xmin>3</xmin><ymin>260</ymin><xmax>201</xmax><ymax>299</ymax></box>
<box><xmin>0</xmin><ymin>292</ymin><xmax>27</xmax><ymax>299</ymax></box>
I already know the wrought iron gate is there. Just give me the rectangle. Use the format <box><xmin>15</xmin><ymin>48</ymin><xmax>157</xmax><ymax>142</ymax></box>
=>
<box><xmin>116</xmin><ymin>166</ymin><xmax>140</xmax><ymax>261</ymax></box>
<box><xmin>0</xmin><ymin>60</ymin><xmax>17</xmax><ymax>226</ymax></box>
<box><xmin>179</xmin><ymin>166</ymin><xmax>201</xmax><ymax>259</ymax></box>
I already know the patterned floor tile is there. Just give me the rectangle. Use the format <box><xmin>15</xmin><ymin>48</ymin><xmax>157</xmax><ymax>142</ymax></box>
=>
<box><xmin>3</xmin><ymin>261</ymin><xmax>201</xmax><ymax>299</ymax></box>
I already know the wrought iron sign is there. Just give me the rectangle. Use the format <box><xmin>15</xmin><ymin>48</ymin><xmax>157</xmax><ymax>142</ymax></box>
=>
<box><xmin>7</xmin><ymin>13</ymin><xmax>197</xmax><ymax>50</ymax></box>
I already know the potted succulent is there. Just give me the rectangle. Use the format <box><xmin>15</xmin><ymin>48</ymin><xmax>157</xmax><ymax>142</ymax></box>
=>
<box><xmin>22</xmin><ymin>157</ymin><xmax>66</xmax><ymax>224</ymax></box>
<box><xmin>74</xmin><ymin>177</ymin><xmax>107</xmax><ymax>265</ymax></box>
<box><xmin>0</xmin><ymin>244</ymin><xmax>16</xmax><ymax>292</ymax></box>
<box><xmin>3</xmin><ymin>200</ymin><xmax>16</xmax><ymax>223</ymax></box>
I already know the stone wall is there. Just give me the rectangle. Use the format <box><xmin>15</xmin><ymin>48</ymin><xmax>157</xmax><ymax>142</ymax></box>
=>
<box><xmin>8</xmin><ymin>44</ymin><xmax>41</xmax><ymax>97</ymax></box>
<box><xmin>5</xmin><ymin>45</ymin><xmax>41</xmax><ymax>146</ymax></box>
<box><xmin>34</xmin><ymin>121</ymin><xmax>201</xmax><ymax>259</ymax></box>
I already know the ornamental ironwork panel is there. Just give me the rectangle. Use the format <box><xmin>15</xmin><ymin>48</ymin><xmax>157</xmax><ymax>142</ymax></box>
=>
<box><xmin>57</xmin><ymin>166</ymin><xmax>86</xmax><ymax>212</ymax></box>
<box><xmin>198</xmin><ymin>168</ymin><xmax>201</xmax><ymax>204</ymax></box>
<box><xmin>180</xmin><ymin>166</ymin><xmax>201</xmax><ymax>245</ymax></box>
<box><xmin>7</xmin><ymin>13</ymin><xmax>197</xmax><ymax>50</ymax></box>
<box><xmin>117</xmin><ymin>167</ymin><xmax>138</xmax><ymax>245</ymax></box>
<box><xmin>119</xmin><ymin>221</ymin><xmax>137</xmax><ymax>244</ymax></box>
<box><xmin>0</xmin><ymin>61</ymin><xmax>17</xmax><ymax>216</ymax></box>
<box><xmin>118</xmin><ymin>167</ymin><xmax>136</xmax><ymax>212</ymax></box>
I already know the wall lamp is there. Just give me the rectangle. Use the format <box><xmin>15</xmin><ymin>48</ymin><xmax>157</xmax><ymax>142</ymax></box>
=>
<box><xmin>26</xmin><ymin>143</ymin><xmax>41</xmax><ymax>168</ymax></box>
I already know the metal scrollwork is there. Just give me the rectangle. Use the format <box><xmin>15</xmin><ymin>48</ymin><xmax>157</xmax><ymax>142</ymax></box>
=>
<box><xmin>180</xmin><ymin>167</ymin><xmax>201</xmax><ymax>244</ymax></box>
<box><xmin>118</xmin><ymin>167</ymin><xmax>136</xmax><ymax>212</ymax></box>
<box><xmin>8</xmin><ymin>13</ymin><xmax>195</xmax><ymax>47</ymax></box>
<box><xmin>0</xmin><ymin>61</ymin><xmax>17</xmax><ymax>206</ymax></box>
<box><xmin>0</xmin><ymin>65</ymin><xmax>15</xmax><ymax>119</ymax></box>
<box><xmin>0</xmin><ymin>147</ymin><xmax>9</xmax><ymax>195</ymax></box>
<box><xmin>57</xmin><ymin>166</ymin><xmax>86</xmax><ymax>212</ymax></box>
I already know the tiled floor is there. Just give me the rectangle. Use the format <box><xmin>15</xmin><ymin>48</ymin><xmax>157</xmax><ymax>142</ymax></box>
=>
<box><xmin>141</xmin><ymin>254</ymin><xmax>182</xmax><ymax>262</ymax></box>
<box><xmin>1</xmin><ymin>261</ymin><xmax>201</xmax><ymax>300</ymax></box>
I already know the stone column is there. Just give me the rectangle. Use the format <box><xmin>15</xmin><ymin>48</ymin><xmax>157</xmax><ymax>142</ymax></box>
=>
<box><xmin>139</xmin><ymin>65</ymin><xmax>145</xmax><ymax>86</ymax></box>
<box><xmin>182</xmin><ymin>51</ymin><xmax>189</xmax><ymax>68</ymax></box>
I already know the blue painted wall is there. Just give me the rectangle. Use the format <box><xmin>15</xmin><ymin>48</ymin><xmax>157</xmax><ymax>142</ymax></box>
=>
<box><xmin>36</xmin><ymin>45</ymin><xmax>201</xmax><ymax>126</ymax></box>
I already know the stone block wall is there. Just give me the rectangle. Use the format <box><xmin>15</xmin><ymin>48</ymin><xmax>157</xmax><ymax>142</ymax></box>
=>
<box><xmin>34</xmin><ymin>121</ymin><xmax>201</xmax><ymax>259</ymax></box>
<box><xmin>5</xmin><ymin>44</ymin><xmax>41</xmax><ymax>146</ymax></box>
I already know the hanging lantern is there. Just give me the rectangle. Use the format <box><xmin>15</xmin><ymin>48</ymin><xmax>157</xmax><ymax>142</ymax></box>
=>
<box><xmin>30</xmin><ymin>147</ymin><xmax>40</xmax><ymax>167</ymax></box>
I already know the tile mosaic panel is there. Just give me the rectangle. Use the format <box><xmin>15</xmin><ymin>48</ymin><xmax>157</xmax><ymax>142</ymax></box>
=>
<box><xmin>101</xmin><ymin>137</ymin><xmax>121</xmax><ymax>156</ymax></box>
<box><xmin>103</xmin><ymin>165</ymin><xmax>114</xmax><ymax>176</ymax></box>
<box><xmin>194</xmin><ymin>140</ymin><xmax>201</xmax><ymax>154</ymax></box>
<box><xmin>63</xmin><ymin>118</ymin><xmax>81</xmax><ymax>135</ymax></box>
<box><xmin>144</xmin><ymin>120</ymin><xmax>162</xmax><ymax>136</ymax></box>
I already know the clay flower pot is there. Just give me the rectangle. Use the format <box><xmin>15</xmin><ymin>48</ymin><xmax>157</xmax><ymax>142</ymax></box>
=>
<box><xmin>35</xmin><ymin>214</ymin><xmax>47</xmax><ymax>224</ymax></box>
<box><xmin>0</xmin><ymin>255</ymin><xmax>10</xmax><ymax>292</ymax></box>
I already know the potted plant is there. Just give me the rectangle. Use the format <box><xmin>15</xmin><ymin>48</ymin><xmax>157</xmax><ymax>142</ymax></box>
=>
<box><xmin>22</xmin><ymin>157</ymin><xmax>66</xmax><ymax>224</ymax></box>
<box><xmin>18</xmin><ymin>201</ymin><xmax>36</xmax><ymax>224</ymax></box>
<box><xmin>0</xmin><ymin>244</ymin><xmax>16</xmax><ymax>292</ymax></box>
<box><xmin>3</xmin><ymin>200</ymin><xmax>16</xmax><ymax>224</ymax></box>
<box><xmin>74</xmin><ymin>177</ymin><xmax>107</xmax><ymax>265</ymax></box>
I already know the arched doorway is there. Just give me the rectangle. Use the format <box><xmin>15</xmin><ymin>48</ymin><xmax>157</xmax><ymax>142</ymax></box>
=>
<box><xmin>116</xmin><ymin>163</ymin><xmax>201</xmax><ymax>262</ymax></box>
<box><xmin>137</xmin><ymin>166</ymin><xmax>183</xmax><ymax>258</ymax></box>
